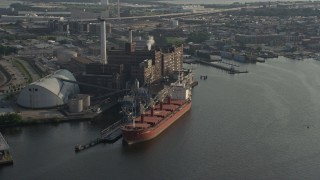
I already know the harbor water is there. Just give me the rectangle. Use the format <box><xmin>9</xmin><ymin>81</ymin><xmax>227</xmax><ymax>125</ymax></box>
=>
<box><xmin>2</xmin><ymin>57</ymin><xmax>320</xmax><ymax>179</ymax></box>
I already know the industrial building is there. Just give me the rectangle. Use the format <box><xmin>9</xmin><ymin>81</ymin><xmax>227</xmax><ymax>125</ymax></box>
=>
<box><xmin>75</xmin><ymin>21</ymin><xmax>184</xmax><ymax>92</ymax></box>
<box><xmin>81</xmin><ymin>43</ymin><xmax>183</xmax><ymax>89</ymax></box>
<box><xmin>17</xmin><ymin>69</ymin><xmax>79</xmax><ymax>109</ymax></box>
<box><xmin>78</xmin><ymin>63</ymin><xmax>125</xmax><ymax>92</ymax></box>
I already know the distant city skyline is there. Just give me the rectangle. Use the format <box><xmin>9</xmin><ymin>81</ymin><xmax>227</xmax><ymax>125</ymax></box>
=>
<box><xmin>160</xmin><ymin>0</ymin><xmax>320</xmax><ymax>4</ymax></box>
<box><xmin>2</xmin><ymin>0</ymin><xmax>320</xmax><ymax>8</ymax></box>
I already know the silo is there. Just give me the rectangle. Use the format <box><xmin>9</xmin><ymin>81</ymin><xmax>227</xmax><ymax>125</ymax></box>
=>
<box><xmin>68</xmin><ymin>98</ymin><xmax>83</xmax><ymax>113</ymax></box>
<box><xmin>82</xmin><ymin>95</ymin><xmax>90</xmax><ymax>109</ymax></box>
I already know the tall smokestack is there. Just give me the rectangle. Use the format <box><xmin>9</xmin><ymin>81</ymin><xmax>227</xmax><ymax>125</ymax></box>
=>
<box><xmin>129</xmin><ymin>29</ymin><xmax>132</xmax><ymax>43</ymax></box>
<box><xmin>100</xmin><ymin>20</ymin><xmax>107</xmax><ymax>64</ymax></box>
<box><xmin>117</xmin><ymin>0</ymin><xmax>120</xmax><ymax>18</ymax></box>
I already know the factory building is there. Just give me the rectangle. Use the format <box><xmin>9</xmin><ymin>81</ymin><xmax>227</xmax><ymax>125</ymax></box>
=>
<box><xmin>130</xmin><ymin>59</ymin><xmax>154</xmax><ymax>85</ymax></box>
<box><xmin>161</xmin><ymin>45</ymin><xmax>183</xmax><ymax>77</ymax></box>
<box><xmin>104</xmin><ymin>44</ymin><xmax>183</xmax><ymax>86</ymax></box>
<box><xmin>17</xmin><ymin>69</ymin><xmax>79</xmax><ymax>109</ymax></box>
<box><xmin>58</xmin><ymin>56</ymin><xmax>93</xmax><ymax>76</ymax></box>
<box><xmin>78</xmin><ymin>25</ymin><xmax>184</xmax><ymax>90</ymax></box>
<box><xmin>81</xmin><ymin>43</ymin><xmax>183</xmax><ymax>87</ymax></box>
<box><xmin>78</xmin><ymin>63</ymin><xmax>125</xmax><ymax>92</ymax></box>
<box><xmin>107</xmin><ymin>47</ymin><xmax>163</xmax><ymax>82</ymax></box>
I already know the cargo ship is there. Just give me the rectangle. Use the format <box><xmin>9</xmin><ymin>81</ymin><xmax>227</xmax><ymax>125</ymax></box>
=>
<box><xmin>121</xmin><ymin>78</ymin><xmax>192</xmax><ymax>145</ymax></box>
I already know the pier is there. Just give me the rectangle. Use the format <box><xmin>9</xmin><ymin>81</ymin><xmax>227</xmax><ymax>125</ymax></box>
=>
<box><xmin>196</xmin><ymin>59</ymin><xmax>248</xmax><ymax>74</ymax></box>
<box><xmin>0</xmin><ymin>132</ymin><xmax>13</xmax><ymax>166</ymax></box>
<box><xmin>100</xmin><ymin>121</ymin><xmax>123</xmax><ymax>143</ymax></box>
<box><xmin>74</xmin><ymin>121</ymin><xmax>123</xmax><ymax>152</ymax></box>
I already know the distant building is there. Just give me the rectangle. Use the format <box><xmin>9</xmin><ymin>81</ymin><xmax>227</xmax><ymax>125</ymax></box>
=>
<box><xmin>235</xmin><ymin>34</ymin><xmax>286</xmax><ymax>44</ymax></box>
<box><xmin>0</xmin><ymin>14</ymin><xmax>64</xmax><ymax>22</ymax></box>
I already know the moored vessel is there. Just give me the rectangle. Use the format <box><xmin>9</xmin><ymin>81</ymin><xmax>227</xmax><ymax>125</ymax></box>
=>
<box><xmin>121</xmin><ymin>76</ymin><xmax>192</xmax><ymax>145</ymax></box>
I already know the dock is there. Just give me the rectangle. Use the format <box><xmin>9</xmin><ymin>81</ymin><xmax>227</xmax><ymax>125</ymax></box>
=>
<box><xmin>0</xmin><ymin>132</ymin><xmax>13</xmax><ymax>166</ymax></box>
<box><xmin>100</xmin><ymin>121</ymin><xmax>123</xmax><ymax>143</ymax></box>
<box><xmin>196</xmin><ymin>59</ymin><xmax>248</xmax><ymax>74</ymax></box>
<box><xmin>101</xmin><ymin>128</ymin><xmax>122</xmax><ymax>143</ymax></box>
<box><xmin>75</xmin><ymin>138</ymin><xmax>102</xmax><ymax>152</ymax></box>
<box><xmin>74</xmin><ymin>121</ymin><xmax>123</xmax><ymax>152</ymax></box>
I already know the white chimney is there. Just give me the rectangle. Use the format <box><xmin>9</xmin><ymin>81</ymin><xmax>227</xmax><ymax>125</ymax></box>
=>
<box><xmin>100</xmin><ymin>20</ymin><xmax>107</xmax><ymax>64</ymax></box>
<box><xmin>147</xmin><ymin>36</ymin><xmax>155</xmax><ymax>51</ymax></box>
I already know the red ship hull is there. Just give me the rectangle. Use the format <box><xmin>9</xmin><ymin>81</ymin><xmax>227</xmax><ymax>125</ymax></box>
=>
<box><xmin>122</xmin><ymin>101</ymin><xmax>191</xmax><ymax>145</ymax></box>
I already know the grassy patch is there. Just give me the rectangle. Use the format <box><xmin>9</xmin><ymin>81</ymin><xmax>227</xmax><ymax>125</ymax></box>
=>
<box><xmin>13</xmin><ymin>60</ymin><xmax>32</xmax><ymax>83</ymax></box>
<box><xmin>165</xmin><ymin>37</ymin><xmax>185</xmax><ymax>45</ymax></box>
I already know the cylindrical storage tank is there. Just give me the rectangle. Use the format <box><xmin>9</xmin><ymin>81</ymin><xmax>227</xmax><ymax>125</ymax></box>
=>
<box><xmin>172</xmin><ymin>20</ymin><xmax>179</xmax><ymax>28</ymax></box>
<box><xmin>82</xmin><ymin>95</ymin><xmax>90</xmax><ymax>109</ymax></box>
<box><xmin>68</xmin><ymin>98</ymin><xmax>83</xmax><ymax>113</ymax></box>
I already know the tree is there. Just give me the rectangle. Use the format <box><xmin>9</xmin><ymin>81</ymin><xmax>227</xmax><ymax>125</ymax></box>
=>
<box><xmin>0</xmin><ymin>45</ymin><xmax>17</xmax><ymax>56</ymax></box>
<box><xmin>187</xmin><ymin>32</ymin><xmax>210</xmax><ymax>43</ymax></box>
<box><xmin>0</xmin><ymin>113</ymin><xmax>22</xmax><ymax>125</ymax></box>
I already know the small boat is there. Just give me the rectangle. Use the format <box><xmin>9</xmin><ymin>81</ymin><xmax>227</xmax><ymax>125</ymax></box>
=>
<box><xmin>75</xmin><ymin>144</ymin><xmax>84</xmax><ymax>152</ymax></box>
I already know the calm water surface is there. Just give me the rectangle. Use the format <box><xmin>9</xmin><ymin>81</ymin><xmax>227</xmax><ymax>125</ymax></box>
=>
<box><xmin>1</xmin><ymin>57</ymin><xmax>320</xmax><ymax>179</ymax></box>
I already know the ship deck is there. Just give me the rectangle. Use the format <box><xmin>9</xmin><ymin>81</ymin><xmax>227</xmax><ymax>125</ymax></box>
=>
<box><xmin>155</xmin><ymin>104</ymin><xmax>179</xmax><ymax>111</ymax></box>
<box><xmin>123</xmin><ymin>99</ymin><xmax>189</xmax><ymax>131</ymax></box>
<box><xmin>124</xmin><ymin>123</ymin><xmax>151</xmax><ymax>130</ymax></box>
<box><xmin>135</xmin><ymin>116</ymin><xmax>162</xmax><ymax>124</ymax></box>
<box><xmin>169</xmin><ymin>99</ymin><xmax>186</xmax><ymax>106</ymax></box>
<box><xmin>145</xmin><ymin>110</ymin><xmax>171</xmax><ymax>118</ymax></box>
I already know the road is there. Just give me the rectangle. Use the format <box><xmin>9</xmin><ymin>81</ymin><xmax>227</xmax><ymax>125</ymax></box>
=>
<box><xmin>67</xmin><ymin>7</ymin><xmax>247</xmax><ymax>22</ymax></box>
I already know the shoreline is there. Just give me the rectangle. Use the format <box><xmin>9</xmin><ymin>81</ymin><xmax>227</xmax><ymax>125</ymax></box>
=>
<box><xmin>0</xmin><ymin>116</ymin><xmax>94</xmax><ymax>128</ymax></box>
<box><xmin>0</xmin><ymin>103</ymin><xmax>121</xmax><ymax>128</ymax></box>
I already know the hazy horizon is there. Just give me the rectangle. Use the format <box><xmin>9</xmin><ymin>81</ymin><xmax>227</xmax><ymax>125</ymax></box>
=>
<box><xmin>160</xmin><ymin>0</ymin><xmax>320</xmax><ymax>4</ymax></box>
<box><xmin>0</xmin><ymin>1</ymin><xmax>21</xmax><ymax>8</ymax></box>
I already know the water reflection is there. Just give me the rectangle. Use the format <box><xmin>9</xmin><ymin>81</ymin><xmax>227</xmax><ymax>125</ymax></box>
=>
<box><xmin>0</xmin><ymin>127</ymin><xmax>22</xmax><ymax>137</ymax></box>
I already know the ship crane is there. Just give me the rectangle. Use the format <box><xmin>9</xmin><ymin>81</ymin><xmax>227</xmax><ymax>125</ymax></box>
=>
<box><xmin>141</xmin><ymin>71</ymin><xmax>186</xmax><ymax>111</ymax></box>
<box><xmin>121</xmin><ymin>71</ymin><xmax>193</xmax><ymax>145</ymax></box>
<box><xmin>124</xmin><ymin>72</ymin><xmax>190</xmax><ymax>125</ymax></box>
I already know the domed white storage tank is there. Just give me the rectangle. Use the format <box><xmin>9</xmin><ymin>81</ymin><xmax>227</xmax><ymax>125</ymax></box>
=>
<box><xmin>68</xmin><ymin>98</ymin><xmax>83</xmax><ymax>113</ymax></box>
<box><xmin>57</xmin><ymin>49</ymin><xmax>77</xmax><ymax>62</ymax></box>
<box><xmin>17</xmin><ymin>69</ymin><xmax>79</xmax><ymax>108</ymax></box>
